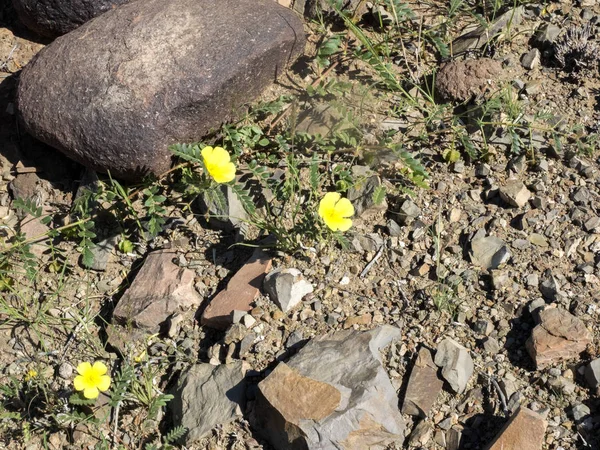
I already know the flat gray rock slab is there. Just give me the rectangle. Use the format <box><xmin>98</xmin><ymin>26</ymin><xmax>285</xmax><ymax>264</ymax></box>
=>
<box><xmin>112</xmin><ymin>249</ymin><xmax>203</xmax><ymax>331</ymax></box>
<box><xmin>402</xmin><ymin>347</ymin><xmax>443</xmax><ymax>417</ymax></box>
<box><xmin>434</xmin><ymin>338</ymin><xmax>474</xmax><ymax>394</ymax></box>
<box><xmin>170</xmin><ymin>361</ymin><xmax>246</xmax><ymax>444</ymax></box>
<box><xmin>17</xmin><ymin>0</ymin><xmax>305</xmax><ymax>181</ymax></box>
<box><xmin>11</xmin><ymin>0</ymin><xmax>131</xmax><ymax>38</ymax></box>
<box><xmin>470</xmin><ymin>235</ymin><xmax>511</xmax><ymax>270</ymax></box>
<box><xmin>254</xmin><ymin>326</ymin><xmax>405</xmax><ymax>449</ymax></box>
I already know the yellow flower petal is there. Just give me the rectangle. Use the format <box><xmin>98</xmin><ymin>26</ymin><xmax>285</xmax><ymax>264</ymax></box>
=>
<box><xmin>83</xmin><ymin>387</ymin><xmax>99</xmax><ymax>399</ymax></box>
<box><xmin>334</xmin><ymin>217</ymin><xmax>353</xmax><ymax>232</ymax></box>
<box><xmin>73</xmin><ymin>375</ymin><xmax>86</xmax><ymax>391</ymax></box>
<box><xmin>333</xmin><ymin>197</ymin><xmax>355</xmax><ymax>218</ymax></box>
<box><xmin>97</xmin><ymin>375</ymin><xmax>111</xmax><ymax>392</ymax></box>
<box><xmin>211</xmin><ymin>162</ymin><xmax>236</xmax><ymax>183</ymax></box>
<box><xmin>76</xmin><ymin>362</ymin><xmax>92</xmax><ymax>375</ymax></box>
<box><xmin>318</xmin><ymin>192</ymin><xmax>341</xmax><ymax>218</ymax></box>
<box><xmin>202</xmin><ymin>146</ymin><xmax>236</xmax><ymax>183</ymax></box>
<box><xmin>318</xmin><ymin>192</ymin><xmax>354</xmax><ymax>232</ymax></box>
<box><xmin>92</xmin><ymin>361</ymin><xmax>108</xmax><ymax>376</ymax></box>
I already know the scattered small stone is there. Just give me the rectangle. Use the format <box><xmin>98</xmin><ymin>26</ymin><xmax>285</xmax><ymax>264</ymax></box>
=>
<box><xmin>201</xmin><ymin>249</ymin><xmax>272</xmax><ymax>330</ymax></box>
<box><xmin>529</xmin><ymin>233</ymin><xmax>548</xmax><ymax>248</ymax></box>
<box><xmin>483</xmin><ymin>337</ymin><xmax>501</xmax><ymax>354</ymax></box>
<box><xmin>500</xmin><ymin>180</ymin><xmax>531</xmax><ymax>208</ymax></box>
<box><xmin>402</xmin><ymin>347</ymin><xmax>444</xmax><ymax>417</ymax></box>
<box><xmin>263</xmin><ymin>268</ymin><xmax>313</xmax><ymax>313</ymax></box>
<box><xmin>170</xmin><ymin>362</ymin><xmax>246</xmax><ymax>444</ymax></box>
<box><xmin>58</xmin><ymin>363</ymin><xmax>73</xmax><ymax>380</ymax></box>
<box><xmin>470</xmin><ymin>235</ymin><xmax>511</xmax><ymax>270</ymax></box>
<box><xmin>526</xmin><ymin>308</ymin><xmax>593</xmax><ymax>369</ymax></box>
<box><xmin>397</xmin><ymin>199</ymin><xmax>421</xmax><ymax>224</ymax></box>
<box><xmin>408</xmin><ymin>420</ymin><xmax>433</xmax><ymax>447</ymax></box>
<box><xmin>521</xmin><ymin>48</ymin><xmax>541</xmax><ymax>70</ymax></box>
<box><xmin>434</xmin><ymin>338</ymin><xmax>474</xmax><ymax>394</ymax></box>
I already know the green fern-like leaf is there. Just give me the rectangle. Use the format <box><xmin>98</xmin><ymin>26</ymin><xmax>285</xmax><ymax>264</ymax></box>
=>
<box><xmin>69</xmin><ymin>393</ymin><xmax>97</xmax><ymax>406</ymax></box>
<box><xmin>169</xmin><ymin>143</ymin><xmax>203</xmax><ymax>164</ymax></box>
<box><xmin>372</xmin><ymin>185</ymin><xmax>387</xmax><ymax>205</ymax></box>
<box><xmin>203</xmin><ymin>187</ymin><xmax>228</xmax><ymax>218</ymax></box>
<box><xmin>231</xmin><ymin>183</ymin><xmax>256</xmax><ymax>215</ymax></box>
<box><xmin>164</xmin><ymin>425</ymin><xmax>187</xmax><ymax>445</ymax></box>
<box><xmin>13</xmin><ymin>198</ymin><xmax>42</xmax><ymax>218</ymax></box>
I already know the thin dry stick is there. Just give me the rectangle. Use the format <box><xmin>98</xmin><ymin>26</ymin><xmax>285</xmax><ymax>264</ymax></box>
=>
<box><xmin>360</xmin><ymin>243</ymin><xmax>385</xmax><ymax>278</ymax></box>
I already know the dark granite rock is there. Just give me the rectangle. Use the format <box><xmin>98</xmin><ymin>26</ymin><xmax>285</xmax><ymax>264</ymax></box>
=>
<box><xmin>11</xmin><ymin>0</ymin><xmax>131</xmax><ymax>38</ymax></box>
<box><xmin>17</xmin><ymin>0</ymin><xmax>305</xmax><ymax>181</ymax></box>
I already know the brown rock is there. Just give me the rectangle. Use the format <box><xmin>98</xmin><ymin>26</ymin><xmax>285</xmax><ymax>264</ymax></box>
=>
<box><xmin>112</xmin><ymin>249</ymin><xmax>202</xmax><ymax>330</ymax></box>
<box><xmin>17</xmin><ymin>0</ymin><xmax>306</xmax><ymax>181</ymax></box>
<box><xmin>499</xmin><ymin>180</ymin><xmax>531</xmax><ymax>208</ymax></box>
<box><xmin>20</xmin><ymin>214</ymin><xmax>50</xmax><ymax>257</ymax></box>
<box><xmin>526</xmin><ymin>308</ymin><xmax>592</xmax><ymax>369</ymax></box>
<box><xmin>258</xmin><ymin>362</ymin><xmax>341</xmax><ymax>425</ymax></box>
<box><xmin>485</xmin><ymin>407</ymin><xmax>547</xmax><ymax>450</ymax></box>
<box><xmin>201</xmin><ymin>249</ymin><xmax>272</xmax><ymax>330</ymax></box>
<box><xmin>343</xmin><ymin>312</ymin><xmax>372</xmax><ymax>329</ymax></box>
<box><xmin>435</xmin><ymin>58</ymin><xmax>503</xmax><ymax>103</ymax></box>
<box><xmin>402</xmin><ymin>347</ymin><xmax>443</xmax><ymax>417</ymax></box>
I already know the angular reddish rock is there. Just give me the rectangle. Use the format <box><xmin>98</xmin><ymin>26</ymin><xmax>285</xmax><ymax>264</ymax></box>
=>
<box><xmin>112</xmin><ymin>249</ymin><xmax>202</xmax><ymax>331</ymax></box>
<box><xmin>201</xmin><ymin>249</ymin><xmax>272</xmax><ymax>330</ymax></box>
<box><xmin>485</xmin><ymin>407</ymin><xmax>547</xmax><ymax>450</ymax></box>
<box><xmin>17</xmin><ymin>0</ymin><xmax>305</xmax><ymax>181</ymax></box>
<box><xmin>526</xmin><ymin>308</ymin><xmax>592</xmax><ymax>369</ymax></box>
<box><xmin>11</xmin><ymin>0</ymin><xmax>131</xmax><ymax>38</ymax></box>
<box><xmin>257</xmin><ymin>362</ymin><xmax>342</xmax><ymax>432</ymax></box>
<box><xmin>253</xmin><ymin>326</ymin><xmax>405</xmax><ymax>449</ymax></box>
<box><xmin>402</xmin><ymin>347</ymin><xmax>443</xmax><ymax>417</ymax></box>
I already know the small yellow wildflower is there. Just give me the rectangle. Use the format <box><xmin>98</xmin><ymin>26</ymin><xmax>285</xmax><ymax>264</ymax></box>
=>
<box><xmin>73</xmin><ymin>361</ymin><xmax>111</xmax><ymax>399</ymax></box>
<box><xmin>25</xmin><ymin>370</ymin><xmax>38</xmax><ymax>382</ymax></box>
<box><xmin>318</xmin><ymin>192</ymin><xmax>354</xmax><ymax>232</ymax></box>
<box><xmin>201</xmin><ymin>146</ymin><xmax>236</xmax><ymax>183</ymax></box>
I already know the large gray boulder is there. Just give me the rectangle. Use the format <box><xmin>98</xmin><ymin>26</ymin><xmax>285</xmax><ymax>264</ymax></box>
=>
<box><xmin>254</xmin><ymin>326</ymin><xmax>406</xmax><ymax>449</ymax></box>
<box><xmin>11</xmin><ymin>0</ymin><xmax>131</xmax><ymax>38</ymax></box>
<box><xmin>17</xmin><ymin>0</ymin><xmax>305</xmax><ymax>181</ymax></box>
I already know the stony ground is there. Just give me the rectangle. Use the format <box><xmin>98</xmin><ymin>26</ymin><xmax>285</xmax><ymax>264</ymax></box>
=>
<box><xmin>0</xmin><ymin>0</ymin><xmax>599</xmax><ymax>449</ymax></box>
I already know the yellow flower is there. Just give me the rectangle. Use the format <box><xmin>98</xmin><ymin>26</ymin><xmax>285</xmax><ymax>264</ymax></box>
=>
<box><xmin>201</xmin><ymin>146</ymin><xmax>236</xmax><ymax>183</ymax></box>
<box><xmin>73</xmin><ymin>361</ymin><xmax>111</xmax><ymax>399</ymax></box>
<box><xmin>25</xmin><ymin>370</ymin><xmax>37</xmax><ymax>382</ymax></box>
<box><xmin>318</xmin><ymin>192</ymin><xmax>354</xmax><ymax>232</ymax></box>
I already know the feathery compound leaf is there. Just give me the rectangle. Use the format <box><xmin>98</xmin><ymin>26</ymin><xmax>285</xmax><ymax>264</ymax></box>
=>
<box><xmin>164</xmin><ymin>425</ymin><xmax>188</xmax><ymax>445</ymax></box>
<box><xmin>372</xmin><ymin>185</ymin><xmax>387</xmax><ymax>205</ymax></box>
<box><xmin>169</xmin><ymin>143</ymin><xmax>203</xmax><ymax>164</ymax></box>
<box><xmin>392</xmin><ymin>145</ymin><xmax>428</xmax><ymax>179</ymax></box>
<box><xmin>13</xmin><ymin>198</ymin><xmax>42</xmax><ymax>218</ymax></box>
<box><xmin>231</xmin><ymin>183</ymin><xmax>256</xmax><ymax>215</ymax></box>
<box><xmin>203</xmin><ymin>187</ymin><xmax>228</xmax><ymax>218</ymax></box>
